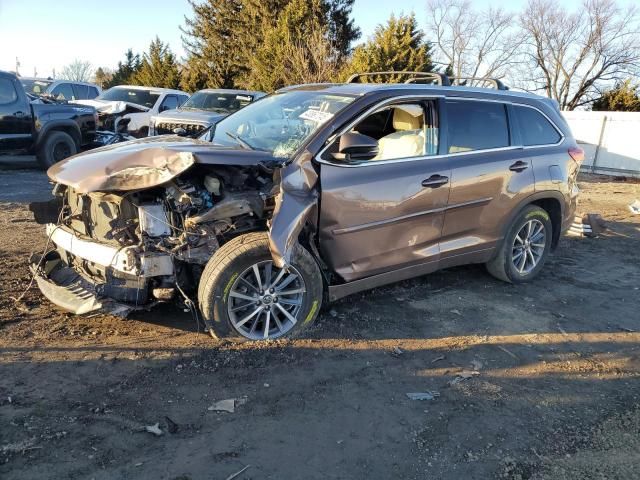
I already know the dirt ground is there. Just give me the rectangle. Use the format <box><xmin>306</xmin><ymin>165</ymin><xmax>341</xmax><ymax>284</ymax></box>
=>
<box><xmin>0</xmin><ymin>164</ymin><xmax>639</xmax><ymax>480</ymax></box>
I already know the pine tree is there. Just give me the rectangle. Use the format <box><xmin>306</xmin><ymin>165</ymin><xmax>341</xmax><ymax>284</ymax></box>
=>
<box><xmin>181</xmin><ymin>0</ymin><xmax>359</xmax><ymax>91</ymax></box>
<box><xmin>93</xmin><ymin>67</ymin><xmax>112</xmax><ymax>89</ymax></box>
<box><xmin>592</xmin><ymin>80</ymin><xmax>640</xmax><ymax>112</ymax></box>
<box><xmin>132</xmin><ymin>37</ymin><xmax>181</xmax><ymax>89</ymax></box>
<box><xmin>345</xmin><ymin>13</ymin><xmax>433</xmax><ymax>83</ymax></box>
<box><xmin>106</xmin><ymin>50</ymin><xmax>141</xmax><ymax>88</ymax></box>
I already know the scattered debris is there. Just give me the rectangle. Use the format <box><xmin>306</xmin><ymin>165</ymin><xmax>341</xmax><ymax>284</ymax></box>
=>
<box><xmin>1</xmin><ymin>438</ymin><xmax>37</xmax><ymax>455</ymax></box>
<box><xmin>225</xmin><ymin>465</ymin><xmax>251</xmax><ymax>480</ymax></box>
<box><xmin>145</xmin><ymin>423</ymin><xmax>163</xmax><ymax>436</ymax></box>
<box><xmin>263</xmin><ymin>383</ymin><xmax>270</xmax><ymax>388</ymax></box>
<box><xmin>568</xmin><ymin>213</ymin><xmax>607</xmax><ymax>237</ymax></box>
<box><xmin>450</xmin><ymin>309</ymin><xmax>462</xmax><ymax>316</ymax></box>
<box><xmin>392</xmin><ymin>346</ymin><xmax>404</xmax><ymax>356</ymax></box>
<box><xmin>406</xmin><ymin>392</ymin><xmax>440</xmax><ymax>401</ymax></box>
<box><xmin>496</xmin><ymin>345</ymin><xmax>518</xmax><ymax>359</ymax></box>
<box><xmin>629</xmin><ymin>199</ymin><xmax>640</xmax><ymax>214</ymax></box>
<box><xmin>450</xmin><ymin>370</ymin><xmax>480</xmax><ymax>385</ymax></box>
<box><xmin>208</xmin><ymin>397</ymin><xmax>248</xmax><ymax>413</ymax></box>
<box><xmin>329</xmin><ymin>309</ymin><xmax>338</xmax><ymax>317</ymax></box>
<box><xmin>165</xmin><ymin>416</ymin><xmax>179</xmax><ymax>434</ymax></box>
<box><xmin>431</xmin><ymin>355</ymin><xmax>445</xmax><ymax>363</ymax></box>
<box><xmin>557</xmin><ymin>324</ymin><xmax>569</xmax><ymax>336</ymax></box>
<box><xmin>471</xmin><ymin>359</ymin><xmax>483</xmax><ymax>371</ymax></box>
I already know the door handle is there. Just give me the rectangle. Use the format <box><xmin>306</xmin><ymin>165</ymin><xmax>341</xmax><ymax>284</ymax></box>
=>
<box><xmin>422</xmin><ymin>174</ymin><xmax>449</xmax><ymax>188</ymax></box>
<box><xmin>509</xmin><ymin>161</ymin><xmax>529</xmax><ymax>172</ymax></box>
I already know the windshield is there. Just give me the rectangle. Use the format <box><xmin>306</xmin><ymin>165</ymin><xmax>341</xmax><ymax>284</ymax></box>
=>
<box><xmin>22</xmin><ymin>79</ymin><xmax>52</xmax><ymax>95</ymax></box>
<box><xmin>183</xmin><ymin>91</ymin><xmax>255</xmax><ymax>113</ymax></box>
<box><xmin>208</xmin><ymin>91</ymin><xmax>355</xmax><ymax>158</ymax></box>
<box><xmin>98</xmin><ymin>87</ymin><xmax>160</xmax><ymax>108</ymax></box>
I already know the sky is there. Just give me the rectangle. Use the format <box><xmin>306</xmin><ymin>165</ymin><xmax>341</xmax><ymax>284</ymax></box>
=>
<box><xmin>0</xmin><ymin>0</ymin><xmax>632</xmax><ymax>79</ymax></box>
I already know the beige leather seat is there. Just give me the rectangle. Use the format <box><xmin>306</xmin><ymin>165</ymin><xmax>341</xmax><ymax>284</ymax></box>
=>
<box><xmin>373</xmin><ymin>106</ymin><xmax>425</xmax><ymax>160</ymax></box>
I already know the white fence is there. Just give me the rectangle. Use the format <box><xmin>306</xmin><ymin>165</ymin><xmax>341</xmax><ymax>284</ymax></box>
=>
<box><xmin>562</xmin><ymin>111</ymin><xmax>640</xmax><ymax>177</ymax></box>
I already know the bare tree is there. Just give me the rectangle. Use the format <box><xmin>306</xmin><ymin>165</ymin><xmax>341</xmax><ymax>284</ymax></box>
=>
<box><xmin>520</xmin><ymin>0</ymin><xmax>640</xmax><ymax>110</ymax></box>
<box><xmin>60</xmin><ymin>59</ymin><xmax>93</xmax><ymax>82</ymax></box>
<box><xmin>425</xmin><ymin>0</ymin><xmax>524</xmax><ymax>85</ymax></box>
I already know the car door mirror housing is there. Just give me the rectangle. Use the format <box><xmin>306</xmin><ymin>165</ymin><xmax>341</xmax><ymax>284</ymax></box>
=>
<box><xmin>332</xmin><ymin>132</ymin><xmax>379</xmax><ymax>161</ymax></box>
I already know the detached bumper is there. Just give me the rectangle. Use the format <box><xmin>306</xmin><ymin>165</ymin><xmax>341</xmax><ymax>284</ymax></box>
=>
<box><xmin>33</xmin><ymin>224</ymin><xmax>174</xmax><ymax>315</ymax></box>
<box><xmin>31</xmin><ymin>251</ymin><xmax>134</xmax><ymax>316</ymax></box>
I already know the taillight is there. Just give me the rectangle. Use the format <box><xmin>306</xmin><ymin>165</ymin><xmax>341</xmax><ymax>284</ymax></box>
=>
<box><xmin>568</xmin><ymin>146</ymin><xmax>584</xmax><ymax>164</ymax></box>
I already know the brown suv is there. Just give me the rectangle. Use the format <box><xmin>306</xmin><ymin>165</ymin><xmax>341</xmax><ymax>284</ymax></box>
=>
<box><xmin>31</xmin><ymin>72</ymin><xmax>584</xmax><ymax>341</ymax></box>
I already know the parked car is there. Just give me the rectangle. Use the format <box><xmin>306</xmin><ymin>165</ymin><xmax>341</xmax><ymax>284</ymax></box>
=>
<box><xmin>149</xmin><ymin>89</ymin><xmax>266</xmax><ymax>137</ymax></box>
<box><xmin>21</xmin><ymin>77</ymin><xmax>101</xmax><ymax>101</ymax></box>
<box><xmin>0</xmin><ymin>70</ymin><xmax>97</xmax><ymax>168</ymax></box>
<box><xmin>30</xmin><ymin>71</ymin><xmax>584</xmax><ymax>341</ymax></box>
<box><xmin>74</xmin><ymin>85</ymin><xmax>189</xmax><ymax>137</ymax></box>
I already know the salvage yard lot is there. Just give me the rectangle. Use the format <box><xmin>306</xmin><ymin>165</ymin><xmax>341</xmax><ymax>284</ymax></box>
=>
<box><xmin>0</xmin><ymin>166</ymin><xmax>639</xmax><ymax>480</ymax></box>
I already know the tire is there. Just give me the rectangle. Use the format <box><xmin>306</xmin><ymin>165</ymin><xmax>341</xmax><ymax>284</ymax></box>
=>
<box><xmin>36</xmin><ymin>131</ymin><xmax>77</xmax><ymax>169</ymax></box>
<box><xmin>198</xmin><ymin>232</ymin><xmax>323</xmax><ymax>341</ymax></box>
<box><xmin>486</xmin><ymin>205</ymin><xmax>552</xmax><ymax>284</ymax></box>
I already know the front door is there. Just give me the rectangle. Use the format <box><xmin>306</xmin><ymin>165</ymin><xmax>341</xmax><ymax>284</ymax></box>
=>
<box><xmin>317</xmin><ymin>100</ymin><xmax>451</xmax><ymax>282</ymax></box>
<box><xmin>0</xmin><ymin>75</ymin><xmax>32</xmax><ymax>152</ymax></box>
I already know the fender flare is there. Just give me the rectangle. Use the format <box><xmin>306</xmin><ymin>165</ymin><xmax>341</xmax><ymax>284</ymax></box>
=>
<box><xmin>35</xmin><ymin>120</ymin><xmax>82</xmax><ymax>150</ymax></box>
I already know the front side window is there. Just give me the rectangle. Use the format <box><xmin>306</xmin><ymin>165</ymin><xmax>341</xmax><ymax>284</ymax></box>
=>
<box><xmin>346</xmin><ymin>102</ymin><xmax>439</xmax><ymax>162</ymax></box>
<box><xmin>98</xmin><ymin>87</ymin><xmax>160</xmax><ymax>109</ymax></box>
<box><xmin>514</xmin><ymin>105</ymin><xmax>561</xmax><ymax>146</ymax></box>
<box><xmin>183</xmin><ymin>91</ymin><xmax>255</xmax><ymax>114</ymax></box>
<box><xmin>51</xmin><ymin>83</ymin><xmax>76</xmax><ymax>101</ymax></box>
<box><xmin>209</xmin><ymin>91</ymin><xmax>355</xmax><ymax>158</ymax></box>
<box><xmin>161</xmin><ymin>95</ymin><xmax>179</xmax><ymax>111</ymax></box>
<box><xmin>88</xmin><ymin>87</ymin><xmax>100</xmax><ymax>99</ymax></box>
<box><xmin>0</xmin><ymin>78</ymin><xmax>18</xmax><ymax>104</ymax></box>
<box><xmin>446</xmin><ymin>100</ymin><xmax>509</xmax><ymax>153</ymax></box>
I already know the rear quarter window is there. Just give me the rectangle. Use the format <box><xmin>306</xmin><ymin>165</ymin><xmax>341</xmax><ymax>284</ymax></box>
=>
<box><xmin>514</xmin><ymin>105</ymin><xmax>562</xmax><ymax>146</ymax></box>
<box><xmin>446</xmin><ymin>100</ymin><xmax>509</xmax><ymax>153</ymax></box>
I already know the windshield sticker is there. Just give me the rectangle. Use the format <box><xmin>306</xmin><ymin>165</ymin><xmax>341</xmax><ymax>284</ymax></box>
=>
<box><xmin>299</xmin><ymin>109</ymin><xmax>334</xmax><ymax>123</ymax></box>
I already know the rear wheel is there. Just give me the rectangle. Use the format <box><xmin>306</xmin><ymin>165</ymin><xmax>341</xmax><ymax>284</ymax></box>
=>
<box><xmin>486</xmin><ymin>205</ymin><xmax>552</xmax><ymax>283</ymax></box>
<box><xmin>36</xmin><ymin>131</ymin><xmax>77</xmax><ymax>169</ymax></box>
<box><xmin>198</xmin><ymin>232</ymin><xmax>323</xmax><ymax>341</ymax></box>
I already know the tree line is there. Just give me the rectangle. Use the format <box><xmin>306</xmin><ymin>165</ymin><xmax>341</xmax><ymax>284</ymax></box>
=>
<box><xmin>73</xmin><ymin>0</ymin><xmax>639</xmax><ymax>111</ymax></box>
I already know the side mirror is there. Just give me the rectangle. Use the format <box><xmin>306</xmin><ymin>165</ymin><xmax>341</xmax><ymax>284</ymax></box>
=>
<box><xmin>173</xmin><ymin>127</ymin><xmax>187</xmax><ymax>136</ymax></box>
<box><xmin>332</xmin><ymin>132</ymin><xmax>378</xmax><ymax>162</ymax></box>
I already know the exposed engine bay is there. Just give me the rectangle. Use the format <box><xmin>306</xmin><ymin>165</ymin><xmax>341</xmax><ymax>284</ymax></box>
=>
<box><xmin>31</xmin><ymin>164</ymin><xmax>278</xmax><ymax>315</ymax></box>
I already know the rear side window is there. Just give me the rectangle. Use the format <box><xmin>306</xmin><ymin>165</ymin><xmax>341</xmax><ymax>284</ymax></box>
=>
<box><xmin>72</xmin><ymin>84</ymin><xmax>89</xmax><ymax>99</ymax></box>
<box><xmin>0</xmin><ymin>78</ymin><xmax>18</xmax><ymax>104</ymax></box>
<box><xmin>514</xmin><ymin>105</ymin><xmax>561</xmax><ymax>146</ymax></box>
<box><xmin>446</xmin><ymin>100</ymin><xmax>509</xmax><ymax>153</ymax></box>
<box><xmin>51</xmin><ymin>83</ymin><xmax>75</xmax><ymax>101</ymax></box>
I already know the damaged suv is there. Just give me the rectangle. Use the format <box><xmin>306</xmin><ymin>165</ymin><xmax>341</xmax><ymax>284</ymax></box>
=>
<box><xmin>31</xmin><ymin>72</ymin><xmax>583</xmax><ymax>341</ymax></box>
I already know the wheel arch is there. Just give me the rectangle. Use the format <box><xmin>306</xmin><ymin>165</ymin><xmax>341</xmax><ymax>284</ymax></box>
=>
<box><xmin>501</xmin><ymin>192</ymin><xmax>565</xmax><ymax>251</ymax></box>
<box><xmin>36</xmin><ymin>121</ymin><xmax>81</xmax><ymax>150</ymax></box>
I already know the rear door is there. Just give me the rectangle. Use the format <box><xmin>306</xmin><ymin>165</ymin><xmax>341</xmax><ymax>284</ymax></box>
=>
<box><xmin>0</xmin><ymin>75</ymin><xmax>32</xmax><ymax>151</ymax></box>
<box><xmin>440</xmin><ymin>99</ymin><xmax>535</xmax><ymax>261</ymax></box>
<box><xmin>318</xmin><ymin>98</ymin><xmax>451</xmax><ymax>282</ymax></box>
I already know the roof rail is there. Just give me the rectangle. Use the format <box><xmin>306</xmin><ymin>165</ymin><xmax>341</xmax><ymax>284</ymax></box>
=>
<box><xmin>347</xmin><ymin>71</ymin><xmax>451</xmax><ymax>86</ymax></box>
<box><xmin>448</xmin><ymin>77</ymin><xmax>509</xmax><ymax>90</ymax></box>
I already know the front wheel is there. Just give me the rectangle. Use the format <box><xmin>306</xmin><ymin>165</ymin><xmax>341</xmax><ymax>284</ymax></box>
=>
<box><xmin>486</xmin><ymin>205</ymin><xmax>552</xmax><ymax>283</ymax></box>
<box><xmin>198</xmin><ymin>232</ymin><xmax>323</xmax><ymax>341</ymax></box>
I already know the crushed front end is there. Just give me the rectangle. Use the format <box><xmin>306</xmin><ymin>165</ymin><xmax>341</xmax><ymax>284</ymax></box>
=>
<box><xmin>30</xmin><ymin>156</ymin><xmax>278</xmax><ymax>317</ymax></box>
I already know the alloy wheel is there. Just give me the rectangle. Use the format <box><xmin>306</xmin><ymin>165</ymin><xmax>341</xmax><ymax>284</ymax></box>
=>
<box><xmin>512</xmin><ymin>219</ymin><xmax>546</xmax><ymax>274</ymax></box>
<box><xmin>227</xmin><ymin>260</ymin><xmax>306</xmax><ymax>340</ymax></box>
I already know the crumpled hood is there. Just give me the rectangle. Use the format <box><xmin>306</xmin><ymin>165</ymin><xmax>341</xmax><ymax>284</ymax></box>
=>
<box><xmin>154</xmin><ymin>108</ymin><xmax>226</xmax><ymax>124</ymax></box>
<box><xmin>48</xmin><ymin>136</ymin><xmax>280</xmax><ymax>193</ymax></box>
<box><xmin>72</xmin><ymin>99</ymin><xmax>149</xmax><ymax>114</ymax></box>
